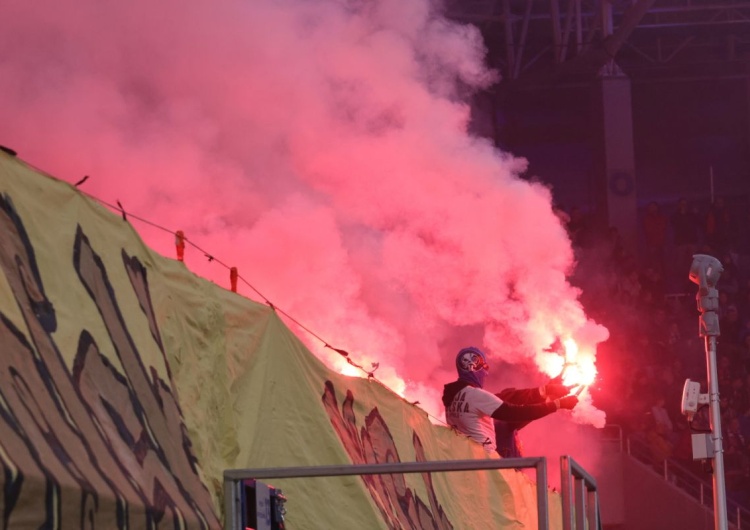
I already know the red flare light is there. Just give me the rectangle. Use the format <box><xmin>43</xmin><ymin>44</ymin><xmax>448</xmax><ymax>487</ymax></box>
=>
<box><xmin>560</xmin><ymin>338</ymin><xmax>596</xmax><ymax>386</ymax></box>
<box><xmin>540</xmin><ymin>337</ymin><xmax>596</xmax><ymax>394</ymax></box>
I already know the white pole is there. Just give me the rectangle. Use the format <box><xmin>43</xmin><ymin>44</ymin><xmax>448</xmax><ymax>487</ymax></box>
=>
<box><xmin>690</xmin><ymin>254</ymin><xmax>728</xmax><ymax>530</ymax></box>
<box><xmin>706</xmin><ymin>334</ymin><xmax>729</xmax><ymax>530</ymax></box>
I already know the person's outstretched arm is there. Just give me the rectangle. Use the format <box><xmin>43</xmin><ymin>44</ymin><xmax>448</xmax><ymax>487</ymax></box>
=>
<box><xmin>491</xmin><ymin>396</ymin><xmax>578</xmax><ymax>422</ymax></box>
<box><xmin>498</xmin><ymin>383</ymin><xmax>572</xmax><ymax>405</ymax></box>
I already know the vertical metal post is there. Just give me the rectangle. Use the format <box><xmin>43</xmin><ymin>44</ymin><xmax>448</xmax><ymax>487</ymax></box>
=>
<box><xmin>560</xmin><ymin>456</ymin><xmax>599</xmax><ymax>530</ymax></box>
<box><xmin>536</xmin><ymin>458</ymin><xmax>550</xmax><ymax>530</ymax></box>
<box><xmin>587</xmin><ymin>489</ymin><xmax>599</xmax><ymax>530</ymax></box>
<box><xmin>707</xmin><ymin>334</ymin><xmax>729</xmax><ymax>530</ymax></box>
<box><xmin>575</xmin><ymin>478</ymin><xmax>586</xmax><ymax>529</ymax></box>
<box><xmin>561</xmin><ymin>457</ymin><xmax>573</xmax><ymax>530</ymax></box>
<box><xmin>224</xmin><ymin>477</ymin><xmax>241</xmax><ymax>530</ymax></box>
<box><xmin>690</xmin><ymin>254</ymin><xmax>728</xmax><ymax>530</ymax></box>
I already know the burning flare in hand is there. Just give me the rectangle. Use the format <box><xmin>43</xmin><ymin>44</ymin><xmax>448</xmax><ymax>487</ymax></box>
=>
<box><xmin>542</xmin><ymin>337</ymin><xmax>596</xmax><ymax>397</ymax></box>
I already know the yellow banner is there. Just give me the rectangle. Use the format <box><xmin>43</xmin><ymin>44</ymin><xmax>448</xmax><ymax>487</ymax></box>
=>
<box><xmin>0</xmin><ymin>152</ymin><xmax>562</xmax><ymax>529</ymax></box>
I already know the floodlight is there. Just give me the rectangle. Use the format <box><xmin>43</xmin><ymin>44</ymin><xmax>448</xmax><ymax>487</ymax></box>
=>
<box><xmin>689</xmin><ymin>254</ymin><xmax>723</xmax><ymax>293</ymax></box>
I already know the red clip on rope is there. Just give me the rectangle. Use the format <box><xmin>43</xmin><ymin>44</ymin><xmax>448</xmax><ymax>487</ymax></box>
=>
<box><xmin>175</xmin><ymin>230</ymin><xmax>185</xmax><ymax>262</ymax></box>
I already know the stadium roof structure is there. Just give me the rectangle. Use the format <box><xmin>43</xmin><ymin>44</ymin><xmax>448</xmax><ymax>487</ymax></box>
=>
<box><xmin>445</xmin><ymin>0</ymin><xmax>750</xmax><ymax>84</ymax></box>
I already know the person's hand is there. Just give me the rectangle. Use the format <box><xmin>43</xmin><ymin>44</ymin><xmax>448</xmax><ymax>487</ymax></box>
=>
<box><xmin>544</xmin><ymin>383</ymin><xmax>572</xmax><ymax>399</ymax></box>
<box><xmin>555</xmin><ymin>396</ymin><xmax>579</xmax><ymax>410</ymax></box>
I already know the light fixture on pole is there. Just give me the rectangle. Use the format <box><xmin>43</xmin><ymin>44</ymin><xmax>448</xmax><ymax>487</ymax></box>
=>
<box><xmin>687</xmin><ymin>254</ymin><xmax>727</xmax><ymax>530</ymax></box>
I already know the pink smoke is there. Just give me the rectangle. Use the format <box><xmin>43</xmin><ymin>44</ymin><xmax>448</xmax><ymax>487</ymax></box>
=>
<box><xmin>1</xmin><ymin>0</ymin><xmax>608</xmax><ymax>423</ymax></box>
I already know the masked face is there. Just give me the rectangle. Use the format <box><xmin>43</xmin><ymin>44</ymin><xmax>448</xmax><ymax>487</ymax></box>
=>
<box><xmin>456</xmin><ymin>347</ymin><xmax>489</xmax><ymax>388</ymax></box>
<box><xmin>458</xmin><ymin>351</ymin><xmax>488</xmax><ymax>372</ymax></box>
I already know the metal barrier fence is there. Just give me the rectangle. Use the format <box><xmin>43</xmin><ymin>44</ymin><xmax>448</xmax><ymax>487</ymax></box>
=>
<box><xmin>626</xmin><ymin>433</ymin><xmax>750</xmax><ymax>529</ymax></box>
<box><xmin>561</xmin><ymin>455</ymin><xmax>600</xmax><ymax>530</ymax></box>
<box><xmin>223</xmin><ymin>457</ymin><xmax>551</xmax><ymax>530</ymax></box>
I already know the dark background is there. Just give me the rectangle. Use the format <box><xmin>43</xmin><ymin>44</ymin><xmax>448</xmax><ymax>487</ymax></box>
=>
<box><xmin>449</xmin><ymin>0</ymin><xmax>750</xmax><ymax>246</ymax></box>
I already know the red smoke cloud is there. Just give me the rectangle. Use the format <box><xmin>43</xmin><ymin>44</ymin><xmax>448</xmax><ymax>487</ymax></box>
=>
<box><xmin>1</xmin><ymin>0</ymin><xmax>607</xmax><ymax>422</ymax></box>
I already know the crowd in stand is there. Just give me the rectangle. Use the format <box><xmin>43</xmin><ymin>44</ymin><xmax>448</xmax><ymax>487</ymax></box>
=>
<box><xmin>561</xmin><ymin>195</ymin><xmax>750</xmax><ymax>505</ymax></box>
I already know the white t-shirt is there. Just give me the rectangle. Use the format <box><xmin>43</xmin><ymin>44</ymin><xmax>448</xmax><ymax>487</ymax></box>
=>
<box><xmin>445</xmin><ymin>386</ymin><xmax>504</xmax><ymax>453</ymax></box>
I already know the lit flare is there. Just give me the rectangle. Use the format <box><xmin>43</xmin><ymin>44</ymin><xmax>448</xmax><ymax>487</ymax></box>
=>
<box><xmin>541</xmin><ymin>337</ymin><xmax>597</xmax><ymax>395</ymax></box>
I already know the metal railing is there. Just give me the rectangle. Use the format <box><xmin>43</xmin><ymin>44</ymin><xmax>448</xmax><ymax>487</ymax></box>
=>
<box><xmin>625</xmin><ymin>433</ymin><xmax>750</xmax><ymax>529</ymax></box>
<box><xmin>561</xmin><ymin>455</ymin><xmax>600</xmax><ymax>530</ymax></box>
<box><xmin>223</xmin><ymin>457</ymin><xmax>551</xmax><ymax>530</ymax></box>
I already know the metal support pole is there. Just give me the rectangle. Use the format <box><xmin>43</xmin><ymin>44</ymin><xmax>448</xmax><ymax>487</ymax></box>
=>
<box><xmin>689</xmin><ymin>254</ymin><xmax>728</xmax><ymax>530</ymax></box>
<box><xmin>706</xmin><ymin>334</ymin><xmax>729</xmax><ymax>530</ymax></box>
<box><xmin>224</xmin><ymin>475</ymin><xmax>242</xmax><ymax>530</ymax></box>
<box><xmin>536</xmin><ymin>458</ymin><xmax>550</xmax><ymax>530</ymax></box>
<box><xmin>561</xmin><ymin>456</ymin><xmax>573</xmax><ymax>529</ymax></box>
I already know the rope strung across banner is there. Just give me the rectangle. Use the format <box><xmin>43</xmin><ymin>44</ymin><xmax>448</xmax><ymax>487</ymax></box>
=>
<box><xmin>74</xmin><ymin>186</ymin><xmax>386</xmax><ymax>382</ymax></box>
<box><xmin>4</xmin><ymin>151</ymin><xmax>453</xmax><ymax>428</ymax></box>
<box><xmin>15</xmin><ymin>155</ymin><xmax>446</xmax><ymax>426</ymax></box>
